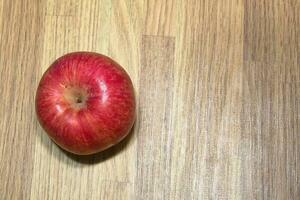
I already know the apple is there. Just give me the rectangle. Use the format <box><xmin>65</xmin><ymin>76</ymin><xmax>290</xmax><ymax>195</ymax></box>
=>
<box><xmin>35</xmin><ymin>52</ymin><xmax>136</xmax><ymax>155</ymax></box>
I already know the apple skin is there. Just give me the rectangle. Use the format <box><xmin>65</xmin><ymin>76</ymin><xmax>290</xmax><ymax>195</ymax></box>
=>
<box><xmin>35</xmin><ymin>52</ymin><xmax>136</xmax><ymax>155</ymax></box>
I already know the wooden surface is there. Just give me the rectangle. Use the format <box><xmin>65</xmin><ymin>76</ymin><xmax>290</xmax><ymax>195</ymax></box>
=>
<box><xmin>0</xmin><ymin>0</ymin><xmax>299</xmax><ymax>199</ymax></box>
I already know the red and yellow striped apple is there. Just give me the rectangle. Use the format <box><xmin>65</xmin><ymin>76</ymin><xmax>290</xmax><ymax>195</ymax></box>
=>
<box><xmin>35</xmin><ymin>52</ymin><xmax>135</xmax><ymax>155</ymax></box>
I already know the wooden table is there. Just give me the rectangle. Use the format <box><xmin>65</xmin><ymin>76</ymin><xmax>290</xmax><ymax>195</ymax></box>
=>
<box><xmin>0</xmin><ymin>0</ymin><xmax>299</xmax><ymax>199</ymax></box>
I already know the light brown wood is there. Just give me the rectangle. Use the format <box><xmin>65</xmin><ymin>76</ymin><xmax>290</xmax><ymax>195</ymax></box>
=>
<box><xmin>0</xmin><ymin>0</ymin><xmax>299</xmax><ymax>199</ymax></box>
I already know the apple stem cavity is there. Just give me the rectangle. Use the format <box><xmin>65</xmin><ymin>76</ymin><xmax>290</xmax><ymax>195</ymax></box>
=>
<box><xmin>63</xmin><ymin>86</ymin><xmax>88</xmax><ymax>109</ymax></box>
<box><xmin>76</xmin><ymin>97</ymin><xmax>83</xmax><ymax>104</ymax></box>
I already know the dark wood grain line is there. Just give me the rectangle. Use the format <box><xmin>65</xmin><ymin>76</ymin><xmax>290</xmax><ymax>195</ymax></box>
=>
<box><xmin>241</xmin><ymin>61</ymin><xmax>300</xmax><ymax>199</ymax></box>
<box><xmin>0</xmin><ymin>0</ymin><xmax>45</xmax><ymax>199</ymax></box>
<box><xmin>243</xmin><ymin>4</ymin><xmax>300</xmax><ymax>197</ymax></box>
<box><xmin>136</xmin><ymin>35</ymin><xmax>175</xmax><ymax>200</ymax></box>
<box><xmin>244</xmin><ymin>0</ymin><xmax>300</xmax><ymax>66</ymax></box>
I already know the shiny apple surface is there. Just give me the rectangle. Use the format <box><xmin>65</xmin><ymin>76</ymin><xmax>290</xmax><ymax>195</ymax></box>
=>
<box><xmin>36</xmin><ymin>52</ymin><xmax>135</xmax><ymax>155</ymax></box>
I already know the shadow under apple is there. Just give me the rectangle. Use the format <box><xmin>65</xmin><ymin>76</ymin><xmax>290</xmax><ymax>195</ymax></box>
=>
<box><xmin>59</xmin><ymin>124</ymin><xmax>136</xmax><ymax>164</ymax></box>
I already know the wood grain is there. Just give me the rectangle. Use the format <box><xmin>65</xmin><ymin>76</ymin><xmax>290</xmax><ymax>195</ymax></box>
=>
<box><xmin>0</xmin><ymin>0</ymin><xmax>299</xmax><ymax>199</ymax></box>
<box><xmin>137</xmin><ymin>35</ymin><xmax>175</xmax><ymax>199</ymax></box>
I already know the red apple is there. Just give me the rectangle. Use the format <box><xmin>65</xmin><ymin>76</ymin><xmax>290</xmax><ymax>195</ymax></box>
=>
<box><xmin>35</xmin><ymin>52</ymin><xmax>136</xmax><ymax>155</ymax></box>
